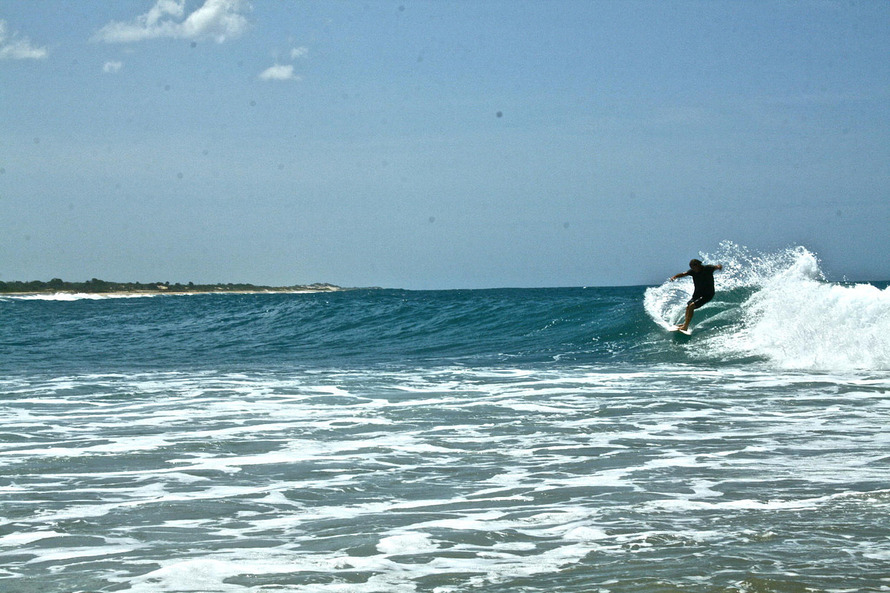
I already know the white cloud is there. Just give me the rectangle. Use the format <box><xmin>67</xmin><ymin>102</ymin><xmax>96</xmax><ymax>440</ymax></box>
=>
<box><xmin>0</xmin><ymin>20</ymin><xmax>48</xmax><ymax>60</ymax></box>
<box><xmin>290</xmin><ymin>46</ymin><xmax>308</xmax><ymax>60</ymax></box>
<box><xmin>103</xmin><ymin>61</ymin><xmax>124</xmax><ymax>74</ymax></box>
<box><xmin>259</xmin><ymin>64</ymin><xmax>300</xmax><ymax>82</ymax></box>
<box><xmin>93</xmin><ymin>0</ymin><xmax>250</xmax><ymax>44</ymax></box>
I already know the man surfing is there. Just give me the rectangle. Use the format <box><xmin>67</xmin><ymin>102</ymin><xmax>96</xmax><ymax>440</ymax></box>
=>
<box><xmin>670</xmin><ymin>259</ymin><xmax>723</xmax><ymax>332</ymax></box>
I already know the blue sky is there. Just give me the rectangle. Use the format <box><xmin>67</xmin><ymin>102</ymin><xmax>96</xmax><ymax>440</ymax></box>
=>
<box><xmin>1</xmin><ymin>1</ymin><xmax>888</xmax><ymax>289</ymax></box>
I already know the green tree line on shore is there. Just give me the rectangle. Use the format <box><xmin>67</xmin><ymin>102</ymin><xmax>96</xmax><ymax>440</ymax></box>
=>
<box><xmin>0</xmin><ymin>278</ymin><xmax>341</xmax><ymax>294</ymax></box>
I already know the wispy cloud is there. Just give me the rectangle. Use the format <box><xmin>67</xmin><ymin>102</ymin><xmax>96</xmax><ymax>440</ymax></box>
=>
<box><xmin>259</xmin><ymin>46</ymin><xmax>307</xmax><ymax>82</ymax></box>
<box><xmin>93</xmin><ymin>0</ymin><xmax>251</xmax><ymax>44</ymax></box>
<box><xmin>0</xmin><ymin>20</ymin><xmax>48</xmax><ymax>60</ymax></box>
<box><xmin>259</xmin><ymin>64</ymin><xmax>299</xmax><ymax>82</ymax></box>
<box><xmin>103</xmin><ymin>61</ymin><xmax>124</xmax><ymax>74</ymax></box>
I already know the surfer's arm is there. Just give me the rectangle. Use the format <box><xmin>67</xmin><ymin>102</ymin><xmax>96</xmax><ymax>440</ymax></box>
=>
<box><xmin>670</xmin><ymin>271</ymin><xmax>690</xmax><ymax>282</ymax></box>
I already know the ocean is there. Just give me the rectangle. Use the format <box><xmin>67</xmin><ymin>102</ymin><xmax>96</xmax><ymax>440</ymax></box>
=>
<box><xmin>2</xmin><ymin>244</ymin><xmax>889</xmax><ymax>593</ymax></box>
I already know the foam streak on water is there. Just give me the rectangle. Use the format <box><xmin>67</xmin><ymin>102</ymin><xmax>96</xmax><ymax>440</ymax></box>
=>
<box><xmin>2</xmin><ymin>367</ymin><xmax>888</xmax><ymax>593</ymax></box>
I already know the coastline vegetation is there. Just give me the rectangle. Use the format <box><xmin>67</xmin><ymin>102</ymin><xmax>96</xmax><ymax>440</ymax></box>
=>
<box><xmin>0</xmin><ymin>278</ymin><xmax>342</xmax><ymax>294</ymax></box>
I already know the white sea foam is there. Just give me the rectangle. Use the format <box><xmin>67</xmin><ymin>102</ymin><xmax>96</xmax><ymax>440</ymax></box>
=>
<box><xmin>734</xmin><ymin>275</ymin><xmax>890</xmax><ymax>370</ymax></box>
<box><xmin>0</xmin><ymin>531</ymin><xmax>65</xmax><ymax>547</ymax></box>
<box><xmin>1</xmin><ymin>292</ymin><xmax>159</xmax><ymax>301</ymax></box>
<box><xmin>3</xmin><ymin>367</ymin><xmax>889</xmax><ymax>592</ymax></box>
<box><xmin>25</xmin><ymin>544</ymin><xmax>138</xmax><ymax>564</ymax></box>
<box><xmin>377</xmin><ymin>531</ymin><xmax>439</xmax><ymax>555</ymax></box>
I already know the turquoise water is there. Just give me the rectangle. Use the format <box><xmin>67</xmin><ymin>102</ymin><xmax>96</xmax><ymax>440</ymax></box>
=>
<box><xmin>2</xmin><ymin>245</ymin><xmax>889</xmax><ymax>592</ymax></box>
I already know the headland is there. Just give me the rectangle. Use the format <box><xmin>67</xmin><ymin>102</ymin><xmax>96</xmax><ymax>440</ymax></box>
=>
<box><xmin>0</xmin><ymin>278</ymin><xmax>344</xmax><ymax>296</ymax></box>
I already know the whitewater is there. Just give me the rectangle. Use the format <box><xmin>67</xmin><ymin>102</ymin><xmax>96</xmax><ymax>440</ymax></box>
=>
<box><xmin>1</xmin><ymin>243</ymin><xmax>889</xmax><ymax>593</ymax></box>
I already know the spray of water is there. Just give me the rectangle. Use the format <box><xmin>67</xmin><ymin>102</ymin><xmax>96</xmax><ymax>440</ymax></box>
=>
<box><xmin>645</xmin><ymin>241</ymin><xmax>890</xmax><ymax>371</ymax></box>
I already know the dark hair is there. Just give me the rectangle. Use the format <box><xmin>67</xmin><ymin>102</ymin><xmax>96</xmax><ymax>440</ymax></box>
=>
<box><xmin>689</xmin><ymin>259</ymin><xmax>702</xmax><ymax>267</ymax></box>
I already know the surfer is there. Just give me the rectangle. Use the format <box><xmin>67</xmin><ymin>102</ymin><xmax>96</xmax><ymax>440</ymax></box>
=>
<box><xmin>670</xmin><ymin>259</ymin><xmax>723</xmax><ymax>332</ymax></box>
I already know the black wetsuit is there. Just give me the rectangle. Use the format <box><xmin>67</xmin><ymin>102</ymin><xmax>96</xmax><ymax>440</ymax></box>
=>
<box><xmin>687</xmin><ymin>265</ymin><xmax>719</xmax><ymax>309</ymax></box>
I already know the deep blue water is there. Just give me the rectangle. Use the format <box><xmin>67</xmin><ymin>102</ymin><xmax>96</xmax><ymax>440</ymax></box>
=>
<box><xmin>1</xmin><ymin>287</ymin><xmax>667</xmax><ymax>373</ymax></box>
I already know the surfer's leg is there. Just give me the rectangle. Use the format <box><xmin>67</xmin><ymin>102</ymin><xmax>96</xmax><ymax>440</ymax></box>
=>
<box><xmin>679</xmin><ymin>302</ymin><xmax>695</xmax><ymax>331</ymax></box>
<box><xmin>679</xmin><ymin>293</ymin><xmax>713</xmax><ymax>330</ymax></box>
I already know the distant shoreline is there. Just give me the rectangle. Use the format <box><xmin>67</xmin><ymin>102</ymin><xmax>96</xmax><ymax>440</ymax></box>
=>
<box><xmin>0</xmin><ymin>279</ymin><xmax>347</xmax><ymax>296</ymax></box>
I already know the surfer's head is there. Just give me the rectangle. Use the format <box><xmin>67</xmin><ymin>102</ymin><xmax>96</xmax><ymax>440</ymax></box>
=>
<box><xmin>689</xmin><ymin>259</ymin><xmax>703</xmax><ymax>270</ymax></box>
